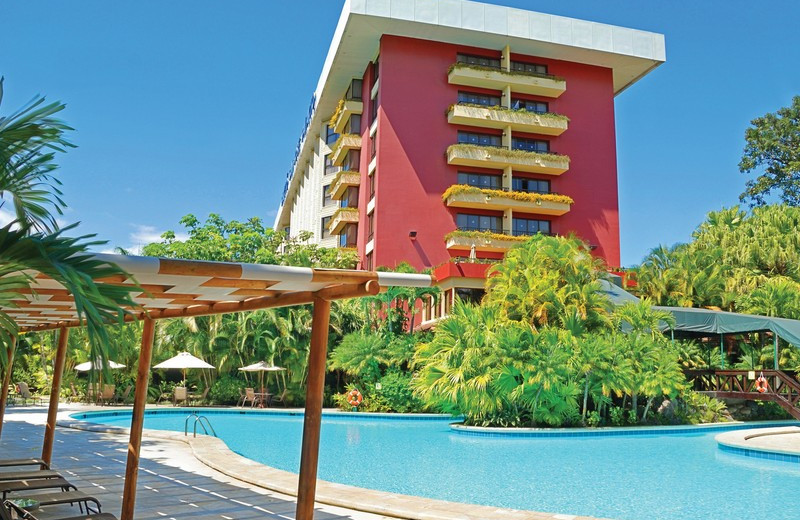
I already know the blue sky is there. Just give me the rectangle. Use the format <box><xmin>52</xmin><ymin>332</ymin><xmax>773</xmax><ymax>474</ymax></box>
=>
<box><xmin>2</xmin><ymin>1</ymin><xmax>798</xmax><ymax>265</ymax></box>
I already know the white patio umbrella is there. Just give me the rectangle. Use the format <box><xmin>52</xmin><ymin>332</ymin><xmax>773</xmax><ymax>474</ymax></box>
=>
<box><xmin>238</xmin><ymin>362</ymin><xmax>286</xmax><ymax>401</ymax></box>
<box><xmin>74</xmin><ymin>359</ymin><xmax>126</xmax><ymax>372</ymax></box>
<box><xmin>153</xmin><ymin>351</ymin><xmax>215</xmax><ymax>385</ymax></box>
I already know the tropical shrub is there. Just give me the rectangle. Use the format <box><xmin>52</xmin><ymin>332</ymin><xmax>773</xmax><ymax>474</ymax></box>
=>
<box><xmin>375</xmin><ymin>370</ymin><xmax>423</xmax><ymax>413</ymax></box>
<box><xmin>210</xmin><ymin>375</ymin><xmax>246</xmax><ymax>405</ymax></box>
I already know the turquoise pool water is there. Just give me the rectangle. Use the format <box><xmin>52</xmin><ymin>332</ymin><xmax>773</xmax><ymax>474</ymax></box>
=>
<box><xmin>74</xmin><ymin>410</ymin><xmax>800</xmax><ymax>520</ymax></box>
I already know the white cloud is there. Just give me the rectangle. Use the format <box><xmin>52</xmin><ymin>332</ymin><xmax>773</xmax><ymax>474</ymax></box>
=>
<box><xmin>120</xmin><ymin>224</ymin><xmax>189</xmax><ymax>255</ymax></box>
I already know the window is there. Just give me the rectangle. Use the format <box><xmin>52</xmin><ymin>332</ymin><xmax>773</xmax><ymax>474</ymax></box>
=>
<box><xmin>511</xmin><ymin>99</ymin><xmax>548</xmax><ymax>113</ymax></box>
<box><xmin>370</xmin><ymin>95</ymin><xmax>379</xmax><ymax>123</ymax></box>
<box><xmin>370</xmin><ymin>133</ymin><xmax>377</xmax><ymax>159</ymax></box>
<box><xmin>325</xmin><ymin>124</ymin><xmax>339</xmax><ymax>145</ymax></box>
<box><xmin>511</xmin><ymin>137</ymin><xmax>549</xmax><ymax>153</ymax></box>
<box><xmin>321</xmin><ymin>217</ymin><xmax>331</xmax><ymax>239</ymax></box>
<box><xmin>458</xmin><ymin>91</ymin><xmax>501</xmax><ymax>107</ymax></box>
<box><xmin>341</xmin><ymin>186</ymin><xmax>359</xmax><ymax>209</ymax></box>
<box><xmin>283</xmin><ymin>226</ymin><xmax>290</xmax><ymax>236</ymax></box>
<box><xmin>456</xmin><ymin>213</ymin><xmax>502</xmax><ymax>233</ymax></box>
<box><xmin>457</xmin><ymin>53</ymin><xmax>500</xmax><ymax>69</ymax></box>
<box><xmin>458</xmin><ymin>172</ymin><xmax>501</xmax><ymax>189</ymax></box>
<box><xmin>367</xmin><ymin>211</ymin><xmax>374</xmax><ymax>241</ymax></box>
<box><xmin>339</xmin><ymin>223</ymin><xmax>358</xmax><ymax>248</ymax></box>
<box><xmin>456</xmin><ymin>287</ymin><xmax>485</xmax><ymax>305</ymax></box>
<box><xmin>365</xmin><ymin>252</ymin><xmax>373</xmax><ymax>271</ymax></box>
<box><xmin>510</xmin><ymin>61</ymin><xmax>548</xmax><ymax>75</ymax></box>
<box><xmin>347</xmin><ymin>114</ymin><xmax>362</xmax><ymax>134</ymax></box>
<box><xmin>373</xmin><ymin>56</ymin><xmax>380</xmax><ymax>83</ymax></box>
<box><xmin>322</xmin><ymin>184</ymin><xmax>334</xmax><ymax>207</ymax></box>
<box><xmin>343</xmin><ymin>149</ymin><xmax>360</xmax><ymax>172</ymax></box>
<box><xmin>512</xmin><ymin>218</ymin><xmax>551</xmax><ymax>237</ymax></box>
<box><xmin>324</xmin><ymin>154</ymin><xmax>339</xmax><ymax>175</ymax></box>
<box><xmin>458</xmin><ymin>131</ymin><xmax>502</xmax><ymax>147</ymax></box>
<box><xmin>346</xmin><ymin>78</ymin><xmax>363</xmax><ymax>101</ymax></box>
<box><xmin>369</xmin><ymin>172</ymin><xmax>375</xmax><ymax>198</ymax></box>
<box><xmin>511</xmin><ymin>178</ymin><xmax>550</xmax><ymax>194</ymax></box>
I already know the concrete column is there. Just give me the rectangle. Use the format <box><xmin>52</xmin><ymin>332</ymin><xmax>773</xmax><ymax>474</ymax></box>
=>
<box><xmin>501</xmin><ymin>44</ymin><xmax>511</xmax><ymax>71</ymax></box>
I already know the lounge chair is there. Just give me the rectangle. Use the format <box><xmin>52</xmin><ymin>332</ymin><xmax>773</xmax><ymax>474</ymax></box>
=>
<box><xmin>112</xmin><ymin>386</ymin><xmax>132</xmax><ymax>406</ymax></box>
<box><xmin>241</xmin><ymin>388</ymin><xmax>257</xmax><ymax>408</ymax></box>
<box><xmin>0</xmin><ymin>477</ymin><xmax>75</xmax><ymax>500</ymax></box>
<box><xmin>0</xmin><ymin>460</ymin><xmax>48</xmax><ymax>471</ymax></box>
<box><xmin>173</xmin><ymin>387</ymin><xmax>188</xmax><ymax>406</ymax></box>
<box><xmin>0</xmin><ymin>470</ymin><xmax>61</xmax><ymax>482</ymax></box>
<box><xmin>68</xmin><ymin>383</ymin><xmax>83</xmax><ymax>403</ymax></box>
<box><xmin>237</xmin><ymin>388</ymin><xmax>246</xmax><ymax>407</ymax></box>
<box><xmin>3</xmin><ymin>495</ymin><xmax>112</xmax><ymax>519</ymax></box>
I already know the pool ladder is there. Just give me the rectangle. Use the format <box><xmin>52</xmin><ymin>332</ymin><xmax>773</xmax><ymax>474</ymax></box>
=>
<box><xmin>185</xmin><ymin>412</ymin><xmax>217</xmax><ymax>438</ymax></box>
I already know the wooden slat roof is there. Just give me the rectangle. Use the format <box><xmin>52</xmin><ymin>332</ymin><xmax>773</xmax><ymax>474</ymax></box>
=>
<box><xmin>6</xmin><ymin>254</ymin><xmax>433</xmax><ymax>332</ymax></box>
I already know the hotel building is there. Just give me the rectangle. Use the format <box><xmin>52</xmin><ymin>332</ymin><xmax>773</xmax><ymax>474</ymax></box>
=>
<box><xmin>274</xmin><ymin>0</ymin><xmax>665</xmax><ymax>317</ymax></box>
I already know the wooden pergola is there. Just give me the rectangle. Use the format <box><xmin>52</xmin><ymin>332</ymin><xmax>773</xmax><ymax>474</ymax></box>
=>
<box><xmin>0</xmin><ymin>253</ymin><xmax>433</xmax><ymax>520</ymax></box>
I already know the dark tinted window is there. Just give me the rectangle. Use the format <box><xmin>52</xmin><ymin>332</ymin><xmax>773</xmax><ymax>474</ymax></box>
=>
<box><xmin>457</xmin><ymin>53</ymin><xmax>501</xmax><ymax>69</ymax></box>
<box><xmin>458</xmin><ymin>172</ymin><xmax>501</xmax><ymax>189</ymax></box>
<box><xmin>456</xmin><ymin>213</ymin><xmax>502</xmax><ymax>232</ymax></box>
<box><xmin>512</xmin><ymin>218</ymin><xmax>551</xmax><ymax>236</ymax></box>
<box><xmin>458</xmin><ymin>131</ymin><xmax>502</xmax><ymax>147</ymax></box>
<box><xmin>456</xmin><ymin>287</ymin><xmax>485</xmax><ymax>305</ymax></box>
<box><xmin>510</xmin><ymin>61</ymin><xmax>548</xmax><ymax>75</ymax></box>
<box><xmin>458</xmin><ymin>91</ymin><xmax>501</xmax><ymax>107</ymax></box>
<box><xmin>511</xmin><ymin>178</ymin><xmax>550</xmax><ymax>193</ymax></box>
<box><xmin>511</xmin><ymin>137</ymin><xmax>549</xmax><ymax>153</ymax></box>
<box><xmin>511</xmin><ymin>99</ymin><xmax>548</xmax><ymax>113</ymax></box>
<box><xmin>321</xmin><ymin>217</ymin><xmax>331</xmax><ymax>239</ymax></box>
<box><xmin>325</xmin><ymin>124</ymin><xmax>339</xmax><ymax>145</ymax></box>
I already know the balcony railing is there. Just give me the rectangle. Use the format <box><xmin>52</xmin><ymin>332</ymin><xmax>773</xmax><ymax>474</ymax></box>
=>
<box><xmin>448</xmin><ymin>62</ymin><xmax>566</xmax><ymax>98</ymax></box>
<box><xmin>443</xmin><ymin>185</ymin><xmax>572</xmax><ymax>216</ymax></box>
<box><xmin>447</xmin><ymin>104</ymin><xmax>568</xmax><ymax>136</ymax></box>
<box><xmin>329</xmin><ymin>208</ymin><xmax>360</xmax><ymax>235</ymax></box>
<box><xmin>329</xmin><ymin>170</ymin><xmax>361</xmax><ymax>200</ymax></box>
<box><xmin>447</xmin><ymin>144</ymin><xmax>569</xmax><ymax>175</ymax></box>
<box><xmin>332</xmin><ymin>99</ymin><xmax>364</xmax><ymax>135</ymax></box>
<box><xmin>330</xmin><ymin>133</ymin><xmax>362</xmax><ymax>167</ymax></box>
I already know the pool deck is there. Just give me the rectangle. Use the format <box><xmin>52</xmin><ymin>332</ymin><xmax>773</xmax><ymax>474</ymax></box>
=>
<box><xmin>3</xmin><ymin>403</ymin><xmax>606</xmax><ymax>520</ymax></box>
<box><xmin>716</xmin><ymin>426</ymin><xmax>800</xmax><ymax>458</ymax></box>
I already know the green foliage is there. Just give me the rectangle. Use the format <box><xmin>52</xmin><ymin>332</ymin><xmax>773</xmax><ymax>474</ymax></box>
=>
<box><xmin>586</xmin><ymin>411</ymin><xmax>601</xmax><ymax>427</ymax></box>
<box><xmin>739</xmin><ymin>96</ymin><xmax>800</xmax><ymax>207</ymax></box>
<box><xmin>609</xmin><ymin>406</ymin><xmax>625</xmax><ymax>426</ymax></box>
<box><xmin>210</xmin><ymin>375</ymin><xmax>246</xmax><ymax>405</ymax></box>
<box><xmin>374</xmin><ymin>370</ymin><xmax>423</xmax><ymax>413</ymax></box>
<box><xmin>680</xmin><ymin>392</ymin><xmax>729</xmax><ymax>424</ymax></box>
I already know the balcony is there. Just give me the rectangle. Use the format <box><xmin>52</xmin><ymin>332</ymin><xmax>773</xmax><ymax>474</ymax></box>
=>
<box><xmin>448</xmin><ymin>63</ymin><xmax>566</xmax><ymax>98</ymax></box>
<box><xmin>329</xmin><ymin>170</ymin><xmax>361</xmax><ymax>200</ymax></box>
<box><xmin>447</xmin><ymin>104</ymin><xmax>568</xmax><ymax>136</ymax></box>
<box><xmin>332</xmin><ymin>99</ymin><xmax>364</xmax><ymax>134</ymax></box>
<box><xmin>330</xmin><ymin>133</ymin><xmax>362</xmax><ymax>166</ymax></box>
<box><xmin>445</xmin><ymin>229</ymin><xmax>528</xmax><ymax>253</ymax></box>
<box><xmin>442</xmin><ymin>185</ymin><xmax>573</xmax><ymax>216</ymax></box>
<box><xmin>328</xmin><ymin>208</ymin><xmax>360</xmax><ymax>235</ymax></box>
<box><xmin>447</xmin><ymin>144</ymin><xmax>569</xmax><ymax>175</ymax></box>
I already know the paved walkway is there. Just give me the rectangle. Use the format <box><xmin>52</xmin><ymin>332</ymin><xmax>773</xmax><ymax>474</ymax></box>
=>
<box><xmin>717</xmin><ymin>425</ymin><xmax>800</xmax><ymax>455</ymax></box>
<box><xmin>1</xmin><ymin>405</ymin><xmax>392</xmax><ymax>520</ymax></box>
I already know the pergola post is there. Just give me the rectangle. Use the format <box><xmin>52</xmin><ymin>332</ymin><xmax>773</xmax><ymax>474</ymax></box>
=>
<box><xmin>295</xmin><ymin>296</ymin><xmax>332</xmax><ymax>520</ymax></box>
<box><xmin>42</xmin><ymin>327</ymin><xmax>69</xmax><ymax>466</ymax></box>
<box><xmin>774</xmin><ymin>333</ymin><xmax>780</xmax><ymax>370</ymax></box>
<box><xmin>0</xmin><ymin>335</ymin><xmax>18</xmax><ymax>440</ymax></box>
<box><xmin>719</xmin><ymin>334</ymin><xmax>724</xmax><ymax>369</ymax></box>
<box><xmin>121</xmin><ymin>318</ymin><xmax>156</xmax><ymax>520</ymax></box>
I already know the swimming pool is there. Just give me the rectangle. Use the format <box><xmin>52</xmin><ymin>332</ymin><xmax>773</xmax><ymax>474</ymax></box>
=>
<box><xmin>74</xmin><ymin>409</ymin><xmax>800</xmax><ymax>520</ymax></box>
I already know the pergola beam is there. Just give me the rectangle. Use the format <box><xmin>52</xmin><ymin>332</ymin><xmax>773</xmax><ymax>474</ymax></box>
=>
<box><xmin>0</xmin><ymin>336</ymin><xmax>17</xmax><ymax>440</ymax></box>
<box><xmin>41</xmin><ymin>327</ymin><xmax>69</xmax><ymax>466</ymax></box>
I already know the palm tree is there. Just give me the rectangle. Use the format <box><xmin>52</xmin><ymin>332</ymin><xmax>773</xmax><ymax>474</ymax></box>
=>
<box><xmin>0</xmin><ymin>79</ymin><xmax>138</xmax><ymax>365</ymax></box>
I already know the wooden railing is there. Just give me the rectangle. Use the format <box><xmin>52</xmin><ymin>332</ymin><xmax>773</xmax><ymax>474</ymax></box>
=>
<box><xmin>685</xmin><ymin>369</ymin><xmax>800</xmax><ymax>419</ymax></box>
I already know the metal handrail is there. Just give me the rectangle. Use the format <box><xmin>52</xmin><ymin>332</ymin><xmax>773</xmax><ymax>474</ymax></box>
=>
<box><xmin>184</xmin><ymin>412</ymin><xmax>217</xmax><ymax>438</ymax></box>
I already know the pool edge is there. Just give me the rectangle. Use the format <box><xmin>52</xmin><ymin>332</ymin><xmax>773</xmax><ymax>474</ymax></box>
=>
<box><xmin>59</xmin><ymin>410</ymin><xmax>605</xmax><ymax>520</ymax></box>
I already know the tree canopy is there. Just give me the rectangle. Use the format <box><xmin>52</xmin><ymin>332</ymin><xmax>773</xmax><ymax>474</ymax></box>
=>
<box><xmin>739</xmin><ymin>96</ymin><xmax>800</xmax><ymax>207</ymax></box>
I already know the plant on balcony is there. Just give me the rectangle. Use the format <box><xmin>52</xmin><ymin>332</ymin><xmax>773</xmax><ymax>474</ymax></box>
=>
<box><xmin>444</xmin><ymin>229</ymin><xmax>528</xmax><ymax>243</ymax></box>
<box><xmin>447</xmin><ymin>143</ymin><xmax>570</xmax><ymax>166</ymax></box>
<box><xmin>447</xmin><ymin>62</ymin><xmax>566</xmax><ymax>83</ymax></box>
<box><xmin>442</xmin><ymin>185</ymin><xmax>574</xmax><ymax>205</ymax></box>
<box><xmin>332</xmin><ymin>169</ymin><xmax>360</xmax><ymax>187</ymax></box>
<box><xmin>330</xmin><ymin>99</ymin><xmax>345</xmax><ymax>125</ymax></box>
<box><xmin>447</xmin><ymin>103</ymin><xmax>570</xmax><ymax>123</ymax></box>
<box><xmin>331</xmin><ymin>207</ymin><xmax>360</xmax><ymax>221</ymax></box>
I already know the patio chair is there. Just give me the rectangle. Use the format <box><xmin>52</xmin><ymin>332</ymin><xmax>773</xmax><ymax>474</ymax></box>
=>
<box><xmin>173</xmin><ymin>386</ymin><xmax>188</xmax><ymax>406</ymax></box>
<box><xmin>241</xmin><ymin>388</ymin><xmax>257</xmax><ymax>408</ymax></box>
<box><xmin>270</xmin><ymin>389</ymin><xmax>287</xmax><ymax>407</ymax></box>
<box><xmin>0</xmin><ymin>470</ymin><xmax>61</xmax><ymax>482</ymax></box>
<box><xmin>237</xmin><ymin>388</ymin><xmax>246</xmax><ymax>407</ymax></box>
<box><xmin>0</xmin><ymin>460</ymin><xmax>48</xmax><ymax>471</ymax></box>
<box><xmin>68</xmin><ymin>383</ymin><xmax>83</xmax><ymax>403</ymax></box>
<box><xmin>189</xmin><ymin>387</ymin><xmax>209</xmax><ymax>406</ymax></box>
<box><xmin>14</xmin><ymin>383</ymin><xmax>38</xmax><ymax>406</ymax></box>
<box><xmin>96</xmin><ymin>385</ymin><xmax>115</xmax><ymax>406</ymax></box>
<box><xmin>3</xmin><ymin>491</ymin><xmax>110</xmax><ymax>519</ymax></box>
<box><xmin>112</xmin><ymin>385</ymin><xmax>132</xmax><ymax>405</ymax></box>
